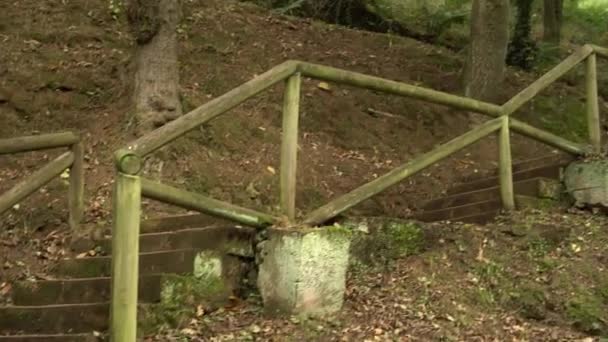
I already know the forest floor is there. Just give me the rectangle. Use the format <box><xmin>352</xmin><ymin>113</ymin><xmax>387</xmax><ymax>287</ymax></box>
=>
<box><xmin>0</xmin><ymin>0</ymin><xmax>607</xmax><ymax>340</ymax></box>
<box><xmin>149</xmin><ymin>209</ymin><xmax>608</xmax><ymax>341</ymax></box>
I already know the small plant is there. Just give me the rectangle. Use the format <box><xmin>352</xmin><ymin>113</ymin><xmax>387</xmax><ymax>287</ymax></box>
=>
<box><xmin>527</xmin><ymin>238</ymin><xmax>551</xmax><ymax>258</ymax></box>
<box><xmin>566</xmin><ymin>292</ymin><xmax>606</xmax><ymax>334</ymax></box>
<box><xmin>108</xmin><ymin>0</ymin><xmax>124</xmax><ymax>20</ymax></box>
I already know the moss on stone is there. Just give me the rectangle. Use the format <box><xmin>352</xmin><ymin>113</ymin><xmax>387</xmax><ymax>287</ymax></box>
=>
<box><xmin>139</xmin><ymin>251</ymin><xmax>230</xmax><ymax>333</ymax></box>
<box><xmin>345</xmin><ymin>217</ymin><xmax>424</xmax><ymax>264</ymax></box>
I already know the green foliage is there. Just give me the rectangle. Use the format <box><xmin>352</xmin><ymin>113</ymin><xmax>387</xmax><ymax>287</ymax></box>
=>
<box><xmin>566</xmin><ymin>292</ymin><xmax>606</xmax><ymax>334</ymax></box>
<box><xmin>529</xmin><ymin>95</ymin><xmax>588</xmax><ymax>143</ymax></box>
<box><xmin>563</xmin><ymin>0</ymin><xmax>608</xmax><ymax>44</ymax></box>
<box><xmin>510</xmin><ymin>283</ymin><xmax>548</xmax><ymax>319</ymax></box>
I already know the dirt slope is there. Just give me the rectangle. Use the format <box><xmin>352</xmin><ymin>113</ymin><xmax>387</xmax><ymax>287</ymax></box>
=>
<box><xmin>0</xmin><ymin>0</ymin><xmax>599</xmax><ymax>299</ymax></box>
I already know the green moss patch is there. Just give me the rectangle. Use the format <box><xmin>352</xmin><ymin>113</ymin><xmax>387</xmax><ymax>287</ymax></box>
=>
<box><xmin>343</xmin><ymin>217</ymin><xmax>424</xmax><ymax>265</ymax></box>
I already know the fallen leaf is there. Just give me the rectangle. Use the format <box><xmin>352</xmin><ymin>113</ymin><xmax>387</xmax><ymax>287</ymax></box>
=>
<box><xmin>317</xmin><ymin>82</ymin><xmax>331</xmax><ymax>91</ymax></box>
<box><xmin>267</xmin><ymin>166</ymin><xmax>276</xmax><ymax>175</ymax></box>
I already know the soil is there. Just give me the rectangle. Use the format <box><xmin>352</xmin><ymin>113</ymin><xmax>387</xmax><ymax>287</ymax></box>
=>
<box><xmin>0</xmin><ymin>0</ymin><xmax>606</xmax><ymax>339</ymax></box>
<box><xmin>149</xmin><ymin>209</ymin><xmax>608</xmax><ymax>341</ymax></box>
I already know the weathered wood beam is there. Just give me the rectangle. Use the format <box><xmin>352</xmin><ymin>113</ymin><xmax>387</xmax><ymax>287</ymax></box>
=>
<box><xmin>0</xmin><ymin>132</ymin><xmax>79</xmax><ymax>155</ymax></box>
<box><xmin>0</xmin><ymin>152</ymin><xmax>74</xmax><ymax>215</ymax></box>
<box><xmin>110</xmin><ymin>172</ymin><xmax>141</xmax><ymax>342</ymax></box>
<box><xmin>501</xmin><ymin>45</ymin><xmax>594</xmax><ymax>115</ymax></box>
<box><xmin>68</xmin><ymin>141</ymin><xmax>85</xmax><ymax>230</ymax></box>
<box><xmin>591</xmin><ymin>44</ymin><xmax>608</xmax><ymax>59</ymax></box>
<box><xmin>140</xmin><ymin>178</ymin><xmax>278</xmax><ymax>228</ymax></box>
<box><xmin>498</xmin><ymin>116</ymin><xmax>515</xmax><ymax>210</ymax></box>
<box><xmin>586</xmin><ymin>53</ymin><xmax>601</xmax><ymax>152</ymax></box>
<box><xmin>127</xmin><ymin>61</ymin><xmax>299</xmax><ymax>157</ymax></box>
<box><xmin>298</xmin><ymin>62</ymin><xmax>502</xmax><ymax>117</ymax></box>
<box><xmin>303</xmin><ymin>117</ymin><xmax>504</xmax><ymax>226</ymax></box>
<box><xmin>509</xmin><ymin>118</ymin><xmax>587</xmax><ymax>155</ymax></box>
<box><xmin>280</xmin><ymin>73</ymin><xmax>301</xmax><ymax>221</ymax></box>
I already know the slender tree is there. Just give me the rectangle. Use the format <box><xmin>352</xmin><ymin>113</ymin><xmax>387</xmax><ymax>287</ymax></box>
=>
<box><xmin>543</xmin><ymin>0</ymin><xmax>563</xmax><ymax>44</ymax></box>
<box><xmin>463</xmin><ymin>0</ymin><xmax>510</xmax><ymax>106</ymax></box>
<box><xmin>507</xmin><ymin>0</ymin><xmax>537</xmax><ymax>70</ymax></box>
<box><xmin>127</xmin><ymin>0</ymin><xmax>182</xmax><ymax>134</ymax></box>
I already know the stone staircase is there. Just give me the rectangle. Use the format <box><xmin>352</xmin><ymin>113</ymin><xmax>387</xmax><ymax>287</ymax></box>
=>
<box><xmin>0</xmin><ymin>217</ymin><xmax>257</xmax><ymax>341</ymax></box>
<box><xmin>414</xmin><ymin>154</ymin><xmax>574</xmax><ymax>224</ymax></box>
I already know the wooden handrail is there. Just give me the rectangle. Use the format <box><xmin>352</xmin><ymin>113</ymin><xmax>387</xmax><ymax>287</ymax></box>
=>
<box><xmin>0</xmin><ymin>132</ymin><xmax>79</xmax><ymax>155</ymax></box>
<box><xmin>501</xmin><ymin>45</ymin><xmax>594</xmax><ymax>116</ymax></box>
<box><xmin>0</xmin><ymin>132</ymin><xmax>85</xmax><ymax>230</ymax></box>
<box><xmin>125</xmin><ymin>60</ymin><xmax>298</xmax><ymax>159</ymax></box>
<box><xmin>110</xmin><ymin>44</ymin><xmax>606</xmax><ymax>340</ymax></box>
<box><xmin>298</xmin><ymin>62</ymin><xmax>503</xmax><ymax>117</ymax></box>
<box><xmin>591</xmin><ymin>44</ymin><xmax>608</xmax><ymax>59</ymax></box>
<box><xmin>509</xmin><ymin>118</ymin><xmax>588</xmax><ymax>154</ymax></box>
<box><xmin>303</xmin><ymin>117</ymin><xmax>504</xmax><ymax>226</ymax></box>
<box><xmin>0</xmin><ymin>151</ymin><xmax>74</xmax><ymax>214</ymax></box>
<box><xmin>140</xmin><ymin>178</ymin><xmax>278</xmax><ymax>228</ymax></box>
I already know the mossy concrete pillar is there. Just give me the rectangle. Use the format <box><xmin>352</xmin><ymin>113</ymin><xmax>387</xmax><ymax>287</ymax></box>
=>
<box><xmin>564</xmin><ymin>160</ymin><xmax>608</xmax><ymax>208</ymax></box>
<box><xmin>257</xmin><ymin>226</ymin><xmax>352</xmax><ymax>317</ymax></box>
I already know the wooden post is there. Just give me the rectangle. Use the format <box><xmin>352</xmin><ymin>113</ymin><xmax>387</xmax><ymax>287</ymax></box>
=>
<box><xmin>110</xmin><ymin>172</ymin><xmax>141</xmax><ymax>342</ymax></box>
<box><xmin>586</xmin><ymin>53</ymin><xmax>601</xmax><ymax>152</ymax></box>
<box><xmin>0</xmin><ymin>152</ymin><xmax>74</xmax><ymax>215</ymax></box>
<box><xmin>280</xmin><ymin>73</ymin><xmax>301</xmax><ymax>221</ymax></box>
<box><xmin>498</xmin><ymin>116</ymin><xmax>515</xmax><ymax>210</ymax></box>
<box><xmin>68</xmin><ymin>141</ymin><xmax>85</xmax><ymax>230</ymax></box>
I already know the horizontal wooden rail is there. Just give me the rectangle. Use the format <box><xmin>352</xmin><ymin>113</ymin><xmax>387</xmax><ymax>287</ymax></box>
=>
<box><xmin>0</xmin><ymin>151</ymin><xmax>74</xmax><ymax>215</ymax></box>
<box><xmin>298</xmin><ymin>62</ymin><xmax>502</xmax><ymax>117</ymax></box>
<box><xmin>303</xmin><ymin>117</ymin><xmax>503</xmax><ymax>226</ymax></box>
<box><xmin>591</xmin><ymin>45</ymin><xmax>608</xmax><ymax>59</ymax></box>
<box><xmin>501</xmin><ymin>45</ymin><xmax>594</xmax><ymax>115</ymax></box>
<box><xmin>126</xmin><ymin>61</ymin><xmax>298</xmax><ymax>158</ymax></box>
<box><xmin>140</xmin><ymin>178</ymin><xmax>278</xmax><ymax>228</ymax></box>
<box><xmin>0</xmin><ymin>132</ymin><xmax>79</xmax><ymax>155</ymax></box>
<box><xmin>509</xmin><ymin>118</ymin><xmax>587</xmax><ymax>155</ymax></box>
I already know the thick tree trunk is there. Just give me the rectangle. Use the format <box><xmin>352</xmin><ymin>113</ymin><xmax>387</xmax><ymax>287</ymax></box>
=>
<box><xmin>128</xmin><ymin>0</ymin><xmax>182</xmax><ymax>134</ymax></box>
<box><xmin>463</xmin><ymin>0</ymin><xmax>510</xmax><ymax>106</ymax></box>
<box><xmin>543</xmin><ymin>0</ymin><xmax>562</xmax><ymax>44</ymax></box>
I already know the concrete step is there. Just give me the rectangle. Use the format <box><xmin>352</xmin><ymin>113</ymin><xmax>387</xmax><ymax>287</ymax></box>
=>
<box><xmin>0</xmin><ymin>333</ymin><xmax>100</xmax><ymax>341</ymax></box>
<box><xmin>53</xmin><ymin>249</ymin><xmax>198</xmax><ymax>278</ymax></box>
<box><xmin>423</xmin><ymin>178</ymin><xmax>540</xmax><ymax>211</ymax></box>
<box><xmin>447</xmin><ymin>164</ymin><xmax>565</xmax><ymax>195</ymax></box>
<box><xmin>74</xmin><ymin>225</ymin><xmax>255</xmax><ymax>257</ymax></box>
<box><xmin>12</xmin><ymin>276</ymin><xmax>162</xmax><ymax>306</ymax></box>
<box><xmin>0</xmin><ymin>303</ymin><xmax>108</xmax><ymax>335</ymax></box>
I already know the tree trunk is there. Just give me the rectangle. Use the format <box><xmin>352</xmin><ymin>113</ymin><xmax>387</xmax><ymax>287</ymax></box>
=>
<box><xmin>127</xmin><ymin>0</ymin><xmax>182</xmax><ymax>135</ymax></box>
<box><xmin>463</xmin><ymin>0</ymin><xmax>510</xmax><ymax>106</ymax></box>
<box><xmin>543</xmin><ymin>0</ymin><xmax>562</xmax><ymax>44</ymax></box>
<box><xmin>507</xmin><ymin>0</ymin><xmax>537</xmax><ymax>70</ymax></box>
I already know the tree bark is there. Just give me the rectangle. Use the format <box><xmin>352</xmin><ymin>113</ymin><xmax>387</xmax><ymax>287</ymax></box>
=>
<box><xmin>507</xmin><ymin>0</ymin><xmax>537</xmax><ymax>70</ymax></box>
<box><xmin>543</xmin><ymin>0</ymin><xmax>562</xmax><ymax>44</ymax></box>
<box><xmin>127</xmin><ymin>0</ymin><xmax>182</xmax><ymax>134</ymax></box>
<box><xmin>463</xmin><ymin>0</ymin><xmax>510</xmax><ymax>106</ymax></box>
